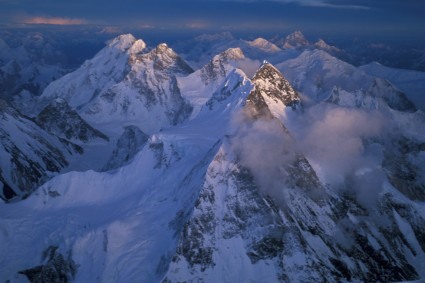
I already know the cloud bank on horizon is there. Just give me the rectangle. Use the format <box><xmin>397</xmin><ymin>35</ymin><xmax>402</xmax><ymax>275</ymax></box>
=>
<box><xmin>0</xmin><ymin>0</ymin><xmax>423</xmax><ymax>40</ymax></box>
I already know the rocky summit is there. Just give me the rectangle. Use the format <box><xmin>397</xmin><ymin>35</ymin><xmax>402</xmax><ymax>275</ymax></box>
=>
<box><xmin>1</xmin><ymin>33</ymin><xmax>424</xmax><ymax>283</ymax></box>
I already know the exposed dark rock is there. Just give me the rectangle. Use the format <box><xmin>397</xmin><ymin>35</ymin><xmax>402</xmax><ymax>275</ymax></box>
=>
<box><xmin>18</xmin><ymin>246</ymin><xmax>77</xmax><ymax>283</ymax></box>
<box><xmin>36</xmin><ymin>98</ymin><xmax>109</xmax><ymax>143</ymax></box>
<box><xmin>103</xmin><ymin>125</ymin><xmax>149</xmax><ymax>171</ymax></box>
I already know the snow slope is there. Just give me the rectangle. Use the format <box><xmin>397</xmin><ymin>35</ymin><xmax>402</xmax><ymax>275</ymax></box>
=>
<box><xmin>277</xmin><ymin>49</ymin><xmax>417</xmax><ymax>113</ymax></box>
<box><xmin>1</xmin><ymin>33</ymin><xmax>425</xmax><ymax>283</ymax></box>
<box><xmin>0</xmin><ymin>100</ymin><xmax>81</xmax><ymax>201</ymax></box>
<box><xmin>360</xmin><ymin>62</ymin><xmax>425</xmax><ymax>111</ymax></box>
<box><xmin>0</xmin><ymin>64</ymin><xmax>251</xmax><ymax>282</ymax></box>
<box><xmin>37</xmin><ymin>35</ymin><xmax>193</xmax><ymax>136</ymax></box>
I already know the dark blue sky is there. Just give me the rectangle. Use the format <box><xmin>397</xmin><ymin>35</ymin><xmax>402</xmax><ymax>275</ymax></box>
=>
<box><xmin>0</xmin><ymin>0</ymin><xmax>424</xmax><ymax>41</ymax></box>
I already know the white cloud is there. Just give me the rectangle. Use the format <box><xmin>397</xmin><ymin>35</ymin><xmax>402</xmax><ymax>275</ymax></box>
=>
<box><xmin>293</xmin><ymin>104</ymin><xmax>387</xmax><ymax>188</ymax></box>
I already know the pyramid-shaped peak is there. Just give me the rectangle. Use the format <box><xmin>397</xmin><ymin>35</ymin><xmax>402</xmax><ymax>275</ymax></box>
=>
<box><xmin>282</xmin><ymin>30</ymin><xmax>309</xmax><ymax>49</ymax></box>
<box><xmin>251</xmin><ymin>62</ymin><xmax>301</xmax><ymax>110</ymax></box>
<box><xmin>254</xmin><ymin>61</ymin><xmax>282</xmax><ymax>78</ymax></box>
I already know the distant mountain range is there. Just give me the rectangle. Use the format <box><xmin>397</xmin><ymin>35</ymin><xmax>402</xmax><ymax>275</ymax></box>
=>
<box><xmin>0</xmin><ymin>31</ymin><xmax>424</xmax><ymax>282</ymax></box>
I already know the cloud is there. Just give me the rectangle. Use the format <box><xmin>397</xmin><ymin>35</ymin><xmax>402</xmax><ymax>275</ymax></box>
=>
<box><xmin>184</xmin><ymin>21</ymin><xmax>209</xmax><ymax>29</ymax></box>
<box><xmin>231</xmin><ymin>103</ymin><xmax>389</xmax><ymax>209</ymax></box>
<box><xmin>22</xmin><ymin>16</ymin><xmax>87</xmax><ymax>25</ymax></box>
<box><xmin>292</xmin><ymin>104</ymin><xmax>387</xmax><ymax>189</ymax></box>
<box><xmin>230</xmin><ymin>112</ymin><xmax>299</xmax><ymax>205</ymax></box>
<box><xmin>233</xmin><ymin>58</ymin><xmax>262</xmax><ymax>78</ymax></box>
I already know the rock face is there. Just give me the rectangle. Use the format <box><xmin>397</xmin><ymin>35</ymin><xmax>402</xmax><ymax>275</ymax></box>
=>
<box><xmin>163</xmin><ymin>62</ymin><xmax>425</xmax><ymax>282</ymax></box>
<box><xmin>18</xmin><ymin>246</ymin><xmax>77</xmax><ymax>283</ymax></box>
<box><xmin>278</xmin><ymin>30</ymin><xmax>310</xmax><ymax>49</ymax></box>
<box><xmin>38</xmin><ymin>34</ymin><xmax>194</xmax><ymax>134</ymax></box>
<box><xmin>1</xmin><ymin>34</ymin><xmax>424</xmax><ymax>283</ymax></box>
<box><xmin>0</xmin><ymin>100</ymin><xmax>79</xmax><ymax>201</ymax></box>
<box><xmin>103</xmin><ymin>125</ymin><xmax>149</xmax><ymax>171</ymax></box>
<box><xmin>248</xmin><ymin>62</ymin><xmax>301</xmax><ymax>115</ymax></box>
<box><xmin>200</xmin><ymin>48</ymin><xmax>245</xmax><ymax>85</ymax></box>
<box><xmin>36</xmin><ymin>98</ymin><xmax>109</xmax><ymax>143</ymax></box>
<box><xmin>165</xmin><ymin>140</ymin><xmax>423</xmax><ymax>282</ymax></box>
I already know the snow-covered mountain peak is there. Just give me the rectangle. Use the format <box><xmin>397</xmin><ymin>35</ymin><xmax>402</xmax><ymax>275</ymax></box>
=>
<box><xmin>193</xmin><ymin>48</ymin><xmax>246</xmax><ymax>87</ymax></box>
<box><xmin>282</xmin><ymin>30</ymin><xmax>309</xmax><ymax>49</ymax></box>
<box><xmin>314</xmin><ymin>39</ymin><xmax>341</xmax><ymax>54</ymax></box>
<box><xmin>106</xmin><ymin>33</ymin><xmax>138</xmax><ymax>52</ymax></box>
<box><xmin>219</xmin><ymin>47</ymin><xmax>245</xmax><ymax>61</ymax></box>
<box><xmin>129</xmin><ymin>39</ymin><xmax>147</xmax><ymax>55</ymax></box>
<box><xmin>254</xmin><ymin>61</ymin><xmax>285</xmax><ymax>80</ymax></box>
<box><xmin>142</xmin><ymin>43</ymin><xmax>193</xmax><ymax>75</ymax></box>
<box><xmin>314</xmin><ymin>39</ymin><xmax>330</xmax><ymax>49</ymax></box>
<box><xmin>105</xmin><ymin>34</ymin><xmax>145</xmax><ymax>58</ymax></box>
<box><xmin>38</xmin><ymin>35</ymin><xmax>147</xmax><ymax>110</ymax></box>
<box><xmin>248</xmin><ymin>38</ymin><xmax>281</xmax><ymax>53</ymax></box>
<box><xmin>249</xmin><ymin>62</ymin><xmax>301</xmax><ymax>117</ymax></box>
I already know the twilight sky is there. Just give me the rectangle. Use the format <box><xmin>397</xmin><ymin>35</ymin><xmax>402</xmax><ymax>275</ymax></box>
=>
<box><xmin>0</xmin><ymin>0</ymin><xmax>424</xmax><ymax>40</ymax></box>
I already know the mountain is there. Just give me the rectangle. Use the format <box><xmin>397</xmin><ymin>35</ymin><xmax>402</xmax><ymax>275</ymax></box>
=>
<box><xmin>0</xmin><ymin>37</ymin><xmax>67</xmax><ymax>101</ymax></box>
<box><xmin>276</xmin><ymin>49</ymin><xmax>417</xmax><ymax>110</ymax></box>
<box><xmin>0</xmin><ymin>60</ymin><xmax>249</xmax><ymax>282</ymax></box>
<box><xmin>314</xmin><ymin>39</ymin><xmax>343</xmax><ymax>57</ymax></box>
<box><xmin>248</xmin><ymin>38</ymin><xmax>281</xmax><ymax>53</ymax></box>
<box><xmin>360</xmin><ymin>62</ymin><xmax>425</xmax><ymax>112</ymax></box>
<box><xmin>0</xmin><ymin>33</ymin><xmax>424</xmax><ymax>283</ymax></box>
<box><xmin>277</xmin><ymin>30</ymin><xmax>310</xmax><ymax>49</ymax></box>
<box><xmin>38</xmin><ymin>34</ymin><xmax>146</xmax><ymax>110</ymax></box>
<box><xmin>37</xmin><ymin>34</ymin><xmax>193</xmax><ymax>135</ymax></box>
<box><xmin>102</xmin><ymin>125</ymin><xmax>149</xmax><ymax>171</ymax></box>
<box><xmin>172</xmin><ymin>32</ymin><xmax>295</xmax><ymax>70</ymax></box>
<box><xmin>178</xmin><ymin>47</ymin><xmax>247</xmax><ymax>118</ymax></box>
<box><xmin>36</xmin><ymin>98</ymin><xmax>109</xmax><ymax>143</ymax></box>
<box><xmin>0</xmin><ymin>100</ymin><xmax>81</xmax><ymax>201</ymax></box>
<box><xmin>249</xmin><ymin>62</ymin><xmax>301</xmax><ymax>111</ymax></box>
<box><xmin>164</xmin><ymin>61</ymin><xmax>425</xmax><ymax>282</ymax></box>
